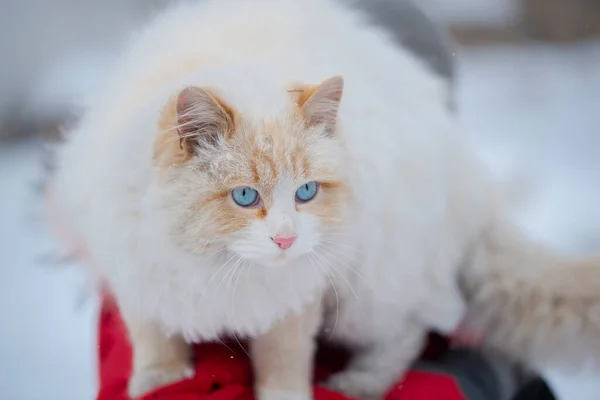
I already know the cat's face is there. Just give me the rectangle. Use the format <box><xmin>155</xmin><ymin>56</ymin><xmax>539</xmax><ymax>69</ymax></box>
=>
<box><xmin>153</xmin><ymin>76</ymin><xmax>350</xmax><ymax>267</ymax></box>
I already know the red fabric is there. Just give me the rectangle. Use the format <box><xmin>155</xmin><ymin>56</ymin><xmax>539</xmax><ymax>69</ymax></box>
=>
<box><xmin>97</xmin><ymin>295</ymin><xmax>466</xmax><ymax>400</ymax></box>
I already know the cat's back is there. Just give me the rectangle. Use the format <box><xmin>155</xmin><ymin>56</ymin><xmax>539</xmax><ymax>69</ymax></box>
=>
<box><xmin>57</xmin><ymin>0</ymin><xmax>450</xmax><ymax>181</ymax></box>
<box><xmin>63</xmin><ymin>0</ymin><xmax>452</xmax><ymax>139</ymax></box>
<box><xmin>83</xmin><ymin>0</ymin><xmax>448</xmax><ymax>110</ymax></box>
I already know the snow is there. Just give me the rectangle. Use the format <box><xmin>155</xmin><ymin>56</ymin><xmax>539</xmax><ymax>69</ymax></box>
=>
<box><xmin>1</xmin><ymin>42</ymin><xmax>599</xmax><ymax>399</ymax></box>
<box><xmin>458</xmin><ymin>42</ymin><xmax>600</xmax><ymax>255</ymax></box>
<box><xmin>0</xmin><ymin>140</ymin><xmax>99</xmax><ymax>400</ymax></box>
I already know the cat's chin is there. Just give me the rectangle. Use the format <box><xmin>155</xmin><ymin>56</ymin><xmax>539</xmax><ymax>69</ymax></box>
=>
<box><xmin>258</xmin><ymin>256</ymin><xmax>293</xmax><ymax>268</ymax></box>
<box><xmin>252</xmin><ymin>252</ymin><xmax>302</xmax><ymax>269</ymax></box>
<box><xmin>226</xmin><ymin>246</ymin><xmax>308</xmax><ymax>269</ymax></box>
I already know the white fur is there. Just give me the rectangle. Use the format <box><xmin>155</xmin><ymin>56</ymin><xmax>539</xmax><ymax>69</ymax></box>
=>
<box><xmin>54</xmin><ymin>0</ymin><xmax>498</xmax><ymax>396</ymax></box>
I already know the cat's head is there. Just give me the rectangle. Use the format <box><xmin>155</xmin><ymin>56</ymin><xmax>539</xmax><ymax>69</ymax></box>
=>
<box><xmin>153</xmin><ymin>76</ymin><xmax>351</xmax><ymax>267</ymax></box>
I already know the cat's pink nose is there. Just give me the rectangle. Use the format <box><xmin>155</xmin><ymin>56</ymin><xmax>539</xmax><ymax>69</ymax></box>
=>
<box><xmin>272</xmin><ymin>235</ymin><xmax>296</xmax><ymax>250</ymax></box>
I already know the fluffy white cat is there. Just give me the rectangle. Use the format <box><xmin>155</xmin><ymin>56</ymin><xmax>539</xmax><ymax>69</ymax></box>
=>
<box><xmin>52</xmin><ymin>0</ymin><xmax>600</xmax><ymax>399</ymax></box>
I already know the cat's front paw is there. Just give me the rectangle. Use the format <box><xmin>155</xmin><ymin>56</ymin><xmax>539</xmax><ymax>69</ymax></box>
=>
<box><xmin>128</xmin><ymin>363</ymin><xmax>194</xmax><ymax>398</ymax></box>
<box><xmin>326</xmin><ymin>370</ymin><xmax>390</xmax><ymax>400</ymax></box>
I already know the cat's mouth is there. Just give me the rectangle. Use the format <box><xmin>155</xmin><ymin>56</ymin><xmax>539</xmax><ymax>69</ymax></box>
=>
<box><xmin>253</xmin><ymin>249</ymin><xmax>300</xmax><ymax>268</ymax></box>
<box><xmin>226</xmin><ymin>240</ymin><xmax>307</xmax><ymax>268</ymax></box>
<box><xmin>274</xmin><ymin>252</ymin><xmax>289</xmax><ymax>262</ymax></box>
<box><xmin>262</xmin><ymin>252</ymin><xmax>292</xmax><ymax>267</ymax></box>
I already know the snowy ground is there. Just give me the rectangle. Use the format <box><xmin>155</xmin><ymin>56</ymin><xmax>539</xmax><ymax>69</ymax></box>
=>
<box><xmin>1</xmin><ymin>42</ymin><xmax>599</xmax><ymax>399</ymax></box>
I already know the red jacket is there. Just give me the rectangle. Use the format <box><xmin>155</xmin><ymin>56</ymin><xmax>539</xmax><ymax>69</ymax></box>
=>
<box><xmin>96</xmin><ymin>295</ymin><xmax>467</xmax><ymax>400</ymax></box>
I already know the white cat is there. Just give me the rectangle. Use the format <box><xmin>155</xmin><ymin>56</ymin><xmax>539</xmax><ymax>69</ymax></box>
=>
<box><xmin>51</xmin><ymin>0</ymin><xmax>600</xmax><ymax>399</ymax></box>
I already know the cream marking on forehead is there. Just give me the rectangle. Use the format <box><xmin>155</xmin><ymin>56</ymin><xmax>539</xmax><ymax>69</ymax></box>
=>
<box><xmin>270</xmin><ymin>176</ymin><xmax>297</xmax><ymax>214</ymax></box>
<box><xmin>273</xmin><ymin>174</ymin><xmax>294</xmax><ymax>194</ymax></box>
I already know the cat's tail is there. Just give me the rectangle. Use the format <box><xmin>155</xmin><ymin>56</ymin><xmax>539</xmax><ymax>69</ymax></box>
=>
<box><xmin>460</xmin><ymin>214</ymin><xmax>600</xmax><ymax>370</ymax></box>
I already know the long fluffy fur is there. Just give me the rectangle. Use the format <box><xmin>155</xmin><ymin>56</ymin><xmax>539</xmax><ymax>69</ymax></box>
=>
<box><xmin>461</xmin><ymin>214</ymin><xmax>600</xmax><ymax>370</ymax></box>
<box><xmin>51</xmin><ymin>0</ymin><xmax>600</xmax><ymax>399</ymax></box>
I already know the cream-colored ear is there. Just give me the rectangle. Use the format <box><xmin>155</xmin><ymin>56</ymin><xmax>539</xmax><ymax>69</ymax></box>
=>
<box><xmin>298</xmin><ymin>76</ymin><xmax>344</xmax><ymax>136</ymax></box>
<box><xmin>176</xmin><ymin>86</ymin><xmax>235</xmax><ymax>153</ymax></box>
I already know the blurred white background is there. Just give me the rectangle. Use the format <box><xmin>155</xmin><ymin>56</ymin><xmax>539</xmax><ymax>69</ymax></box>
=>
<box><xmin>428</xmin><ymin>0</ymin><xmax>519</xmax><ymax>26</ymax></box>
<box><xmin>0</xmin><ymin>0</ymin><xmax>599</xmax><ymax>399</ymax></box>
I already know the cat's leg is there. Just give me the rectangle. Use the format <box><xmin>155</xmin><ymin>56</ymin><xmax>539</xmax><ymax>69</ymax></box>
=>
<box><xmin>252</xmin><ymin>298</ymin><xmax>322</xmax><ymax>400</ymax></box>
<box><xmin>125</xmin><ymin>314</ymin><xmax>194</xmax><ymax>398</ymax></box>
<box><xmin>326</xmin><ymin>323</ymin><xmax>426</xmax><ymax>400</ymax></box>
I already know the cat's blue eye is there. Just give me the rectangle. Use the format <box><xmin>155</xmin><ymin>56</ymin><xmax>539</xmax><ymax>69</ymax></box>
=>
<box><xmin>295</xmin><ymin>181</ymin><xmax>319</xmax><ymax>203</ymax></box>
<box><xmin>231</xmin><ymin>187</ymin><xmax>260</xmax><ymax>207</ymax></box>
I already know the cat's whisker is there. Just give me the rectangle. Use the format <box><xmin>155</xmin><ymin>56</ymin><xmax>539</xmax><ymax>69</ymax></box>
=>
<box><xmin>229</xmin><ymin>259</ymin><xmax>250</xmax><ymax>358</ymax></box>
<box><xmin>215</xmin><ymin>336</ymin><xmax>235</xmax><ymax>354</ymax></box>
<box><xmin>320</xmin><ymin>231</ymin><xmax>357</xmax><ymax>242</ymax></box>
<box><xmin>319</xmin><ymin>238</ymin><xmax>365</xmax><ymax>257</ymax></box>
<box><xmin>230</xmin><ymin>330</ymin><xmax>250</xmax><ymax>359</ymax></box>
<box><xmin>201</xmin><ymin>251</ymin><xmax>238</xmax><ymax>295</ymax></box>
<box><xmin>230</xmin><ymin>259</ymin><xmax>246</xmax><ymax>315</ymax></box>
<box><xmin>320</xmin><ymin>228</ymin><xmax>354</xmax><ymax>237</ymax></box>
<box><xmin>211</xmin><ymin>256</ymin><xmax>242</xmax><ymax>330</ymax></box>
<box><xmin>315</xmin><ymin>247</ymin><xmax>366</xmax><ymax>320</ymax></box>
<box><xmin>193</xmin><ymin>244</ymin><xmax>227</xmax><ymax>260</ymax></box>
<box><xmin>212</xmin><ymin>254</ymin><xmax>243</xmax><ymax>301</ymax></box>
<box><xmin>308</xmin><ymin>251</ymin><xmax>339</xmax><ymax>340</ymax></box>
<box><xmin>226</xmin><ymin>258</ymin><xmax>241</xmax><ymax>306</ymax></box>
<box><xmin>206</xmin><ymin>244</ymin><xmax>227</xmax><ymax>257</ymax></box>
<box><xmin>316</xmin><ymin>243</ymin><xmax>369</xmax><ymax>287</ymax></box>
<box><xmin>315</xmin><ymin>248</ymin><xmax>366</xmax><ymax>310</ymax></box>
<box><xmin>227</xmin><ymin>257</ymin><xmax>247</xmax><ymax>320</ymax></box>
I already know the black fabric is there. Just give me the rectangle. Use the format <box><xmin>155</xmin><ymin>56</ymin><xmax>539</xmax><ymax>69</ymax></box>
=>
<box><xmin>342</xmin><ymin>0</ymin><xmax>456</xmax><ymax>109</ymax></box>
<box><xmin>415</xmin><ymin>349</ymin><xmax>502</xmax><ymax>400</ymax></box>
<box><xmin>345</xmin><ymin>0</ymin><xmax>456</xmax><ymax>83</ymax></box>
<box><xmin>512</xmin><ymin>378</ymin><xmax>557</xmax><ymax>400</ymax></box>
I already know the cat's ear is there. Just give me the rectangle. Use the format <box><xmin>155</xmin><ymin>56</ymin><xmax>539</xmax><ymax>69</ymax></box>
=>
<box><xmin>297</xmin><ymin>76</ymin><xmax>344</xmax><ymax>136</ymax></box>
<box><xmin>154</xmin><ymin>87</ymin><xmax>235</xmax><ymax>166</ymax></box>
<box><xmin>176</xmin><ymin>86</ymin><xmax>235</xmax><ymax>153</ymax></box>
